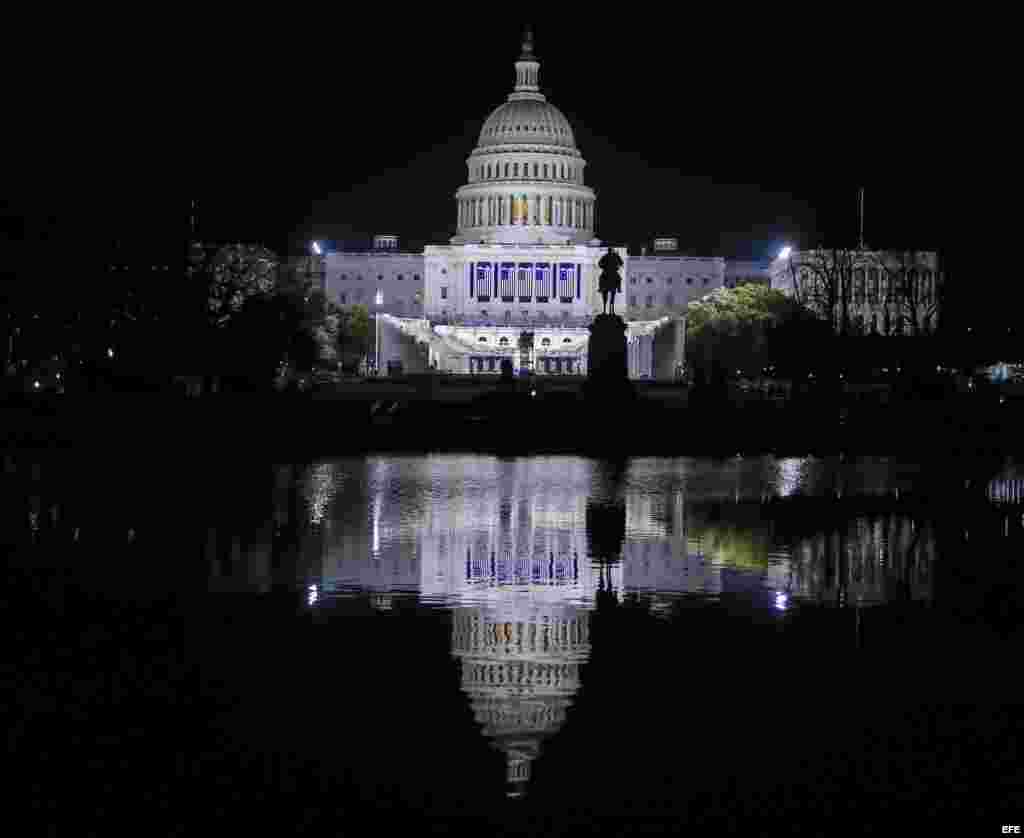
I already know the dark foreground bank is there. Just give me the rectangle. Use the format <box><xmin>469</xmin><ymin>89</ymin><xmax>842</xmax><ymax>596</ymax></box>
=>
<box><xmin>5</xmin><ymin>391</ymin><xmax>1023</xmax><ymax>457</ymax></box>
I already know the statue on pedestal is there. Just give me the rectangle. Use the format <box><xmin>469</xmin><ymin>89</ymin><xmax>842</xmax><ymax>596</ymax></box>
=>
<box><xmin>597</xmin><ymin>248</ymin><xmax>623</xmax><ymax>315</ymax></box>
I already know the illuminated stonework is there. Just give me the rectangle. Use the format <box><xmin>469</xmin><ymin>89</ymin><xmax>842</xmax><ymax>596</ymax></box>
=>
<box><xmin>452</xmin><ymin>29</ymin><xmax>595</xmax><ymax>247</ymax></box>
<box><xmin>315</xmin><ymin>27</ymin><xmax>726</xmax><ymax>379</ymax></box>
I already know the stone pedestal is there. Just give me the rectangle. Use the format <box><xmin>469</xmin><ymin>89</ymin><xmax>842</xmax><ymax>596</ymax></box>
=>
<box><xmin>586</xmin><ymin>314</ymin><xmax>628</xmax><ymax>381</ymax></box>
<box><xmin>584</xmin><ymin>314</ymin><xmax>634</xmax><ymax>403</ymax></box>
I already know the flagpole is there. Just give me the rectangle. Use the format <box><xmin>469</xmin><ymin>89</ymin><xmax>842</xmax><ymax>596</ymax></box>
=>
<box><xmin>858</xmin><ymin>188</ymin><xmax>865</xmax><ymax>250</ymax></box>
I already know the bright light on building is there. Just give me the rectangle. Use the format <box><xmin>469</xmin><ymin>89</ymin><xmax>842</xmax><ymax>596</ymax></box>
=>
<box><xmin>375</xmin><ymin>290</ymin><xmax>384</xmax><ymax>306</ymax></box>
<box><xmin>33</xmin><ymin>380</ymin><xmax>40</xmax><ymax>389</ymax></box>
<box><xmin>107</xmin><ymin>348</ymin><xmax>114</xmax><ymax>358</ymax></box>
<box><xmin>778</xmin><ymin>246</ymin><xmax>792</xmax><ymax>260</ymax></box>
<box><xmin>775</xmin><ymin>592</ymin><xmax>788</xmax><ymax>611</ymax></box>
<box><xmin>311</xmin><ymin>241</ymin><xmax>322</xmax><ymax>256</ymax></box>
<box><xmin>307</xmin><ymin>584</ymin><xmax>319</xmax><ymax>606</ymax></box>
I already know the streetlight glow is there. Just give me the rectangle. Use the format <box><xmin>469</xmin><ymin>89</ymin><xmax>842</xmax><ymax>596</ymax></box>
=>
<box><xmin>778</xmin><ymin>246</ymin><xmax>792</xmax><ymax>261</ymax></box>
<box><xmin>311</xmin><ymin>241</ymin><xmax>322</xmax><ymax>256</ymax></box>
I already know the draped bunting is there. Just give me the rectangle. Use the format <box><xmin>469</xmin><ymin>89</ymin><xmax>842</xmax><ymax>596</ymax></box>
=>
<box><xmin>534</xmin><ymin>264</ymin><xmax>551</xmax><ymax>299</ymax></box>
<box><xmin>558</xmin><ymin>264</ymin><xmax>575</xmax><ymax>299</ymax></box>
<box><xmin>475</xmin><ymin>263</ymin><xmax>493</xmax><ymax>298</ymax></box>
<box><xmin>518</xmin><ymin>264</ymin><xmax>533</xmax><ymax>299</ymax></box>
<box><xmin>499</xmin><ymin>263</ymin><xmax>515</xmax><ymax>300</ymax></box>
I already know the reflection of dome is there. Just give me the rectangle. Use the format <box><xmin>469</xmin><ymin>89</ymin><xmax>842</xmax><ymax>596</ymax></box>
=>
<box><xmin>478</xmin><ymin>99</ymin><xmax>576</xmax><ymax>149</ymax></box>
<box><xmin>452</xmin><ymin>605</ymin><xmax>591</xmax><ymax>798</ymax></box>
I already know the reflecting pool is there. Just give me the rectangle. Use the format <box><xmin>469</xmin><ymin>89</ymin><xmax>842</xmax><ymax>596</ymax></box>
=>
<box><xmin>6</xmin><ymin>452</ymin><xmax>1022</xmax><ymax>829</ymax></box>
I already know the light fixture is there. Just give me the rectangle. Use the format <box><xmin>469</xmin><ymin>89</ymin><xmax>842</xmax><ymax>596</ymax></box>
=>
<box><xmin>778</xmin><ymin>246</ymin><xmax>792</xmax><ymax>260</ymax></box>
<box><xmin>311</xmin><ymin>241</ymin><xmax>322</xmax><ymax>256</ymax></box>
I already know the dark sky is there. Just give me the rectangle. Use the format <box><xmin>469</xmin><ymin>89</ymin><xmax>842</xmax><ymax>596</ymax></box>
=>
<box><xmin>186</xmin><ymin>22</ymin><xmax>965</xmax><ymax>262</ymax></box>
<box><xmin>9</xmin><ymin>20</ymin><xmax>975</xmax><ymax>271</ymax></box>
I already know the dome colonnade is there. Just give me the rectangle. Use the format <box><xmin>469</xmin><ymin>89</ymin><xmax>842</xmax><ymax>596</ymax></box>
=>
<box><xmin>453</xmin><ymin>28</ymin><xmax>596</xmax><ymax>246</ymax></box>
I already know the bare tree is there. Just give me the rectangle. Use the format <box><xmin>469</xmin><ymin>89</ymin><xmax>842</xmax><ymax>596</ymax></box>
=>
<box><xmin>779</xmin><ymin>248</ymin><xmax>858</xmax><ymax>335</ymax></box>
<box><xmin>867</xmin><ymin>251</ymin><xmax>940</xmax><ymax>337</ymax></box>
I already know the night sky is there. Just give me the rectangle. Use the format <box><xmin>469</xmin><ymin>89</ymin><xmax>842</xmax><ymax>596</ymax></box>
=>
<box><xmin>185</xmin><ymin>22</ymin><xmax>966</xmax><ymax>263</ymax></box>
<box><xmin>6</xmin><ymin>21</ymin><xmax>973</xmax><ymax>273</ymax></box>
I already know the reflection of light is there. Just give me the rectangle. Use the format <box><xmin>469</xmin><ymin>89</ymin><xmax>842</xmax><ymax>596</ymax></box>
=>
<box><xmin>307</xmin><ymin>584</ymin><xmax>318</xmax><ymax>606</ymax></box>
<box><xmin>775</xmin><ymin>592</ymin><xmax>788</xmax><ymax>610</ymax></box>
<box><xmin>372</xmin><ymin>492</ymin><xmax>381</xmax><ymax>556</ymax></box>
<box><xmin>306</xmin><ymin>463</ymin><xmax>336</xmax><ymax>525</ymax></box>
<box><xmin>777</xmin><ymin>457</ymin><xmax>804</xmax><ymax>498</ymax></box>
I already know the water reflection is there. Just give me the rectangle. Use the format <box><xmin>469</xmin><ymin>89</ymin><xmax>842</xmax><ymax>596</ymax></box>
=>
<box><xmin>275</xmin><ymin>454</ymin><xmax>955</xmax><ymax>796</ymax></box>
<box><xmin>787</xmin><ymin>514</ymin><xmax>936</xmax><ymax>605</ymax></box>
<box><xmin>7</xmin><ymin>450</ymin><xmax>1021</xmax><ymax>805</ymax></box>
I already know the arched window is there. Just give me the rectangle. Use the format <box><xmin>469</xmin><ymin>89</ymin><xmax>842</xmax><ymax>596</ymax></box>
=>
<box><xmin>499</xmin><ymin>337</ymin><xmax>509</xmax><ymax>346</ymax></box>
<box><xmin>504</xmin><ymin>163</ymin><xmax>509</xmax><ymax>177</ymax></box>
<box><xmin>541</xmin><ymin>338</ymin><xmax>551</xmax><ymax>346</ymax></box>
<box><xmin>513</xmin><ymin>163</ymin><xmax>519</xmax><ymax>176</ymax></box>
<box><xmin>478</xmin><ymin>336</ymin><xmax>488</xmax><ymax>343</ymax></box>
<box><xmin>341</xmin><ymin>273</ymin><xmax>348</xmax><ymax>281</ymax></box>
<box><xmin>686</xmin><ymin>277</ymin><xmax>693</xmax><ymax>285</ymax></box>
<box><xmin>646</xmin><ymin>277</ymin><xmax>653</xmax><ymax>284</ymax></box>
<box><xmin>413</xmin><ymin>274</ymin><xmax>420</xmax><ymax>281</ymax></box>
<box><xmin>486</xmin><ymin>164</ymin><xmax>491</xmax><ymax>178</ymax></box>
<box><xmin>562</xmin><ymin>337</ymin><xmax>572</xmax><ymax>343</ymax></box>
<box><xmin>397</xmin><ymin>274</ymin><xmax>403</xmax><ymax>281</ymax></box>
<box><xmin>377</xmin><ymin>275</ymin><xmax>383</xmax><ymax>281</ymax></box>
<box><xmin>533</xmin><ymin>163</ymin><xmax>538</xmax><ymax>177</ymax></box>
<box><xmin>543</xmin><ymin>164</ymin><xmax>548</xmax><ymax>178</ymax></box>
<box><xmin>560</xmin><ymin>163</ymin><xmax>565</xmax><ymax>178</ymax></box>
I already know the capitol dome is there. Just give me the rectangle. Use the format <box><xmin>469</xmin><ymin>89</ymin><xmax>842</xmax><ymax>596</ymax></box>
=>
<box><xmin>478</xmin><ymin>99</ymin><xmax>576</xmax><ymax>150</ymax></box>
<box><xmin>453</xmin><ymin>27</ymin><xmax>596</xmax><ymax>246</ymax></box>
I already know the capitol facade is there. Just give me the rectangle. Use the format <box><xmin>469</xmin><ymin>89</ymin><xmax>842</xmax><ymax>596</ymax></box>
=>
<box><xmin>321</xmin><ymin>29</ymin><xmax>726</xmax><ymax>378</ymax></box>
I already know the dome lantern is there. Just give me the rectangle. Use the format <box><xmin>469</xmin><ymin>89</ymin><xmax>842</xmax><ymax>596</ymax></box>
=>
<box><xmin>511</xmin><ymin>25</ymin><xmax>542</xmax><ymax>101</ymax></box>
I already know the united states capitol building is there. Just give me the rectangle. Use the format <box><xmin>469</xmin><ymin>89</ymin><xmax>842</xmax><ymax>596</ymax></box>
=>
<box><xmin>317</xmin><ymin>29</ymin><xmax>728</xmax><ymax>379</ymax></box>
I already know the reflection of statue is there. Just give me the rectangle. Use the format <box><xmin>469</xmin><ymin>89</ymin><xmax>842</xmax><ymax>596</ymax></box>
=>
<box><xmin>586</xmin><ymin>458</ymin><xmax>628</xmax><ymax>560</ymax></box>
<box><xmin>597</xmin><ymin>248</ymin><xmax>623</xmax><ymax>315</ymax></box>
